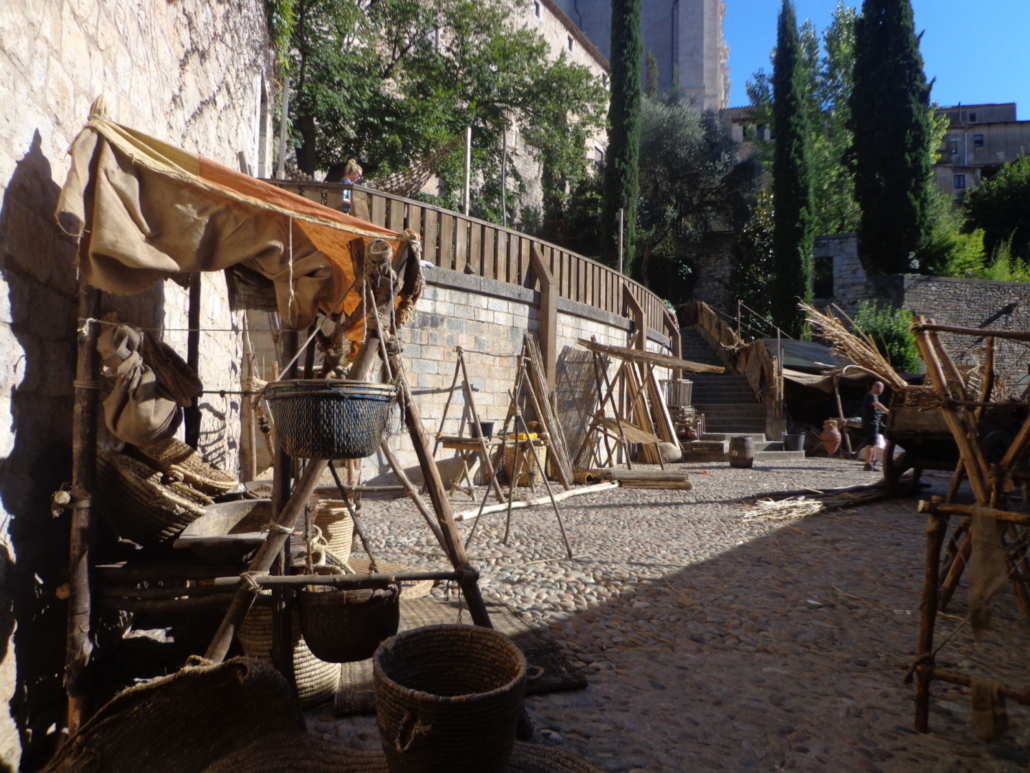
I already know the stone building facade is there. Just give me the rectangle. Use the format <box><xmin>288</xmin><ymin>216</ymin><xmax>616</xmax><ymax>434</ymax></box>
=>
<box><xmin>935</xmin><ymin>103</ymin><xmax>1030</xmax><ymax>201</ymax></box>
<box><xmin>0</xmin><ymin>2</ymin><xmax>273</xmax><ymax>767</ymax></box>
<box><xmin>550</xmin><ymin>0</ymin><xmax>730</xmax><ymax>110</ymax></box>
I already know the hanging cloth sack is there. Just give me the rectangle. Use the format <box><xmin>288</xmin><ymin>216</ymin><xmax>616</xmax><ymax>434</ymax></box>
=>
<box><xmin>97</xmin><ymin>324</ymin><xmax>183</xmax><ymax>446</ymax></box>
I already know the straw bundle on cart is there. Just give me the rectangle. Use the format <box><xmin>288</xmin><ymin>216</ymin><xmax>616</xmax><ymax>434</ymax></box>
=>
<box><xmin>799</xmin><ymin>302</ymin><xmax>908</xmax><ymax>390</ymax></box>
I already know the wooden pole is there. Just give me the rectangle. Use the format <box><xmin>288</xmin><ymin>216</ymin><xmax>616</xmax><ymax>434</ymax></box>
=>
<box><xmin>203</xmin><ymin>458</ymin><xmax>328</xmax><ymax>663</ymax></box>
<box><xmin>387</xmin><ymin>354</ymin><xmax>493</xmax><ymax>630</ymax></box>
<box><xmin>914</xmin><ymin>512</ymin><xmax>948</xmax><ymax>732</ymax></box>
<box><xmin>184</xmin><ymin>273</ymin><xmax>202</xmax><ymax>448</ymax></box>
<box><xmin>833</xmin><ymin>376</ymin><xmax>853</xmax><ymax>458</ymax></box>
<box><xmin>65</xmin><ymin>284</ymin><xmax>101</xmax><ymax>734</ymax></box>
<box><xmin>912</xmin><ymin>322</ymin><xmax>1030</xmax><ymax>343</ymax></box>
<box><xmin>458</xmin><ymin>349</ymin><xmax>506</xmax><ymax>501</ymax></box>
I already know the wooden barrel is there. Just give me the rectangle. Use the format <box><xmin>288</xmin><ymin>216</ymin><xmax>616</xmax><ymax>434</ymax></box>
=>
<box><xmin>728</xmin><ymin>436</ymin><xmax>754</xmax><ymax>468</ymax></box>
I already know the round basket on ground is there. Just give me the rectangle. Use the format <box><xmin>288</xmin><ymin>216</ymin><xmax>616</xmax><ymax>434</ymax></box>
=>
<box><xmin>263</xmin><ymin>380</ymin><xmax>397</xmax><ymax>460</ymax></box>
<box><xmin>314</xmin><ymin>501</ymin><xmax>354</xmax><ymax>562</ymax></box>
<box><xmin>238</xmin><ymin>597</ymin><xmax>340</xmax><ymax>708</ymax></box>
<box><xmin>129</xmin><ymin>437</ymin><xmax>238</xmax><ymax>496</ymax></box>
<box><xmin>96</xmin><ymin>451</ymin><xmax>212</xmax><ymax>547</ymax></box>
<box><xmin>297</xmin><ymin>582</ymin><xmax>400</xmax><ymax>663</ymax></box>
<box><xmin>373</xmin><ymin>624</ymin><xmax>527</xmax><ymax>773</ymax></box>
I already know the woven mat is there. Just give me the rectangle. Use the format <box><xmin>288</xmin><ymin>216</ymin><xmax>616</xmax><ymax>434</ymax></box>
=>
<box><xmin>202</xmin><ymin>735</ymin><xmax>605</xmax><ymax>773</ymax></box>
<box><xmin>333</xmin><ymin>597</ymin><xmax>586</xmax><ymax>715</ymax></box>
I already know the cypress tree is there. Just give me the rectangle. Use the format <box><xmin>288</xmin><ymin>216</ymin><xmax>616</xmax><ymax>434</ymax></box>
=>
<box><xmin>849</xmin><ymin>0</ymin><xmax>933</xmax><ymax>275</ymax></box>
<box><xmin>645</xmin><ymin>51</ymin><xmax>659</xmax><ymax>98</ymax></box>
<box><xmin>770</xmin><ymin>0</ymin><xmax>814</xmax><ymax>338</ymax></box>
<box><xmin>601</xmin><ymin>0</ymin><xmax>642</xmax><ymax>271</ymax></box>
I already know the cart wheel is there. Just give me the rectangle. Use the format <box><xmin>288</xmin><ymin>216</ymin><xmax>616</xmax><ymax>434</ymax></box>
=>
<box><xmin>883</xmin><ymin>439</ymin><xmax>913</xmax><ymax>490</ymax></box>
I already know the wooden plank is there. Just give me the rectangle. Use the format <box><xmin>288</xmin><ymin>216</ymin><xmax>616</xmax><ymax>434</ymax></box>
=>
<box><xmin>371</xmin><ymin>195</ymin><xmax>387</xmax><ymax>228</ymax></box>
<box><xmin>577</xmin><ymin>338</ymin><xmax>724</xmax><ymax>373</ymax></box>
<box><xmin>406</xmin><ymin>203</ymin><xmax>423</xmax><ymax>239</ymax></box>
<box><xmin>482</xmin><ymin>227</ymin><xmax>496</xmax><ymax>279</ymax></box>
<box><xmin>523</xmin><ymin>332</ymin><xmax>575</xmax><ymax>489</ymax></box>
<box><xmin>423</xmin><ymin>209</ymin><xmax>439</xmax><ymax>266</ymax></box>
<box><xmin>388</xmin><ymin>198</ymin><xmax>405</xmax><ymax>232</ymax></box>
<box><xmin>439</xmin><ymin>213</ymin><xmax>454</xmax><ymax>270</ymax></box>
<box><xmin>469</xmin><ymin>223</ymin><xmax>483</xmax><ymax>275</ymax></box>
<box><xmin>519</xmin><ymin>238</ymin><xmax>530</xmax><ymax>285</ymax></box>
<box><xmin>454</xmin><ymin>218</ymin><xmax>469</xmax><ymax>274</ymax></box>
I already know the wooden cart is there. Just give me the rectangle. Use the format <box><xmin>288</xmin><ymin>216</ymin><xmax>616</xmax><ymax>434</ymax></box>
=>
<box><xmin>883</xmin><ymin>386</ymin><xmax>959</xmax><ymax>490</ymax></box>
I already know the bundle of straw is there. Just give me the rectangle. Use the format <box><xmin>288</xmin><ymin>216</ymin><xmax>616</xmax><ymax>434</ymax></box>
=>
<box><xmin>798</xmin><ymin>302</ymin><xmax>908</xmax><ymax>390</ymax></box>
<box><xmin>742</xmin><ymin>496</ymin><xmax>824</xmax><ymax>522</ymax></box>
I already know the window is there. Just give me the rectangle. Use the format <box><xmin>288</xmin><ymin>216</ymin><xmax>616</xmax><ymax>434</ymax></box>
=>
<box><xmin>973</xmin><ymin>134</ymin><xmax>984</xmax><ymax>148</ymax></box>
<box><xmin>969</xmin><ymin>112</ymin><xmax>977</xmax><ymax>122</ymax></box>
<box><xmin>954</xmin><ymin>174</ymin><xmax>966</xmax><ymax>189</ymax></box>
<box><xmin>948</xmin><ymin>140</ymin><xmax>958</xmax><ymax>155</ymax></box>
<box><xmin>813</xmin><ymin>256</ymin><xmax>834</xmax><ymax>299</ymax></box>
<box><xmin>533</xmin><ymin>1</ymin><xmax>541</xmax><ymax>18</ymax></box>
<box><xmin>567</xmin><ymin>35</ymin><xmax>574</xmax><ymax>53</ymax></box>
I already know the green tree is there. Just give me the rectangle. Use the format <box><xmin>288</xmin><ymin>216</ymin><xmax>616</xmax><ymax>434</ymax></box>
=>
<box><xmin>601</xmin><ymin>0</ymin><xmax>643</xmax><ymax>271</ymax></box>
<box><xmin>770</xmin><ymin>0</ymin><xmax>815</xmax><ymax>338</ymax></box>
<box><xmin>728</xmin><ymin>189</ymin><xmax>777</xmax><ymax>332</ymax></box>
<box><xmin>747</xmin><ymin>3</ymin><xmax>859</xmax><ymax>236</ymax></box>
<box><xmin>965</xmin><ymin>155</ymin><xmax>1030</xmax><ymax>263</ymax></box>
<box><xmin>645</xmin><ymin>51</ymin><xmax>659</xmax><ymax>98</ymax></box>
<box><xmin>853</xmin><ymin>301</ymin><xmax>921</xmax><ymax>372</ymax></box>
<box><xmin>636</xmin><ymin>97</ymin><xmax>758</xmax><ymax>298</ymax></box>
<box><xmin>848</xmin><ymin>0</ymin><xmax>934</xmax><ymax>275</ymax></box>
<box><xmin>286</xmin><ymin>0</ymin><xmax>606</xmax><ymax>225</ymax></box>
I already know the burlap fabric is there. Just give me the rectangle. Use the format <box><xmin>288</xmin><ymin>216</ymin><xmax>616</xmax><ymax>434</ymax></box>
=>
<box><xmin>97</xmin><ymin>324</ymin><xmax>182</xmax><ymax>446</ymax></box>
<box><xmin>969</xmin><ymin>511</ymin><xmax>1009</xmax><ymax>639</ymax></box>
<box><xmin>55</xmin><ymin>98</ymin><xmax>417</xmax><ymax>332</ymax></box>
<box><xmin>970</xmin><ymin>677</ymin><xmax>1010</xmax><ymax>742</ymax></box>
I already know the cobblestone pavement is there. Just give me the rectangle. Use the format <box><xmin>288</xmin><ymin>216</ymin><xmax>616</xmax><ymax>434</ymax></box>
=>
<box><xmin>307</xmin><ymin>459</ymin><xmax>1030</xmax><ymax>772</ymax></box>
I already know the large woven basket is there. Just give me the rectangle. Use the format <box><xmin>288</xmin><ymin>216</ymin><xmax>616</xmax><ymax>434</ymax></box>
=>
<box><xmin>264</xmin><ymin>380</ymin><xmax>397</xmax><ymax>459</ymax></box>
<box><xmin>238</xmin><ymin>599</ymin><xmax>340</xmax><ymax>708</ymax></box>
<box><xmin>96</xmin><ymin>451</ymin><xmax>212</xmax><ymax>547</ymax></box>
<box><xmin>373</xmin><ymin>624</ymin><xmax>527</xmax><ymax>773</ymax></box>
<box><xmin>130</xmin><ymin>437</ymin><xmax>238</xmax><ymax>496</ymax></box>
<box><xmin>315</xmin><ymin>501</ymin><xmax>354</xmax><ymax>562</ymax></box>
<box><xmin>347</xmin><ymin>558</ymin><xmax>434</xmax><ymax>599</ymax></box>
<box><xmin>297</xmin><ymin>583</ymin><xmax>400</xmax><ymax>663</ymax></box>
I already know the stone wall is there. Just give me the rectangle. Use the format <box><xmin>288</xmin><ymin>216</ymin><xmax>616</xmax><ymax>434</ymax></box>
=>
<box><xmin>870</xmin><ymin>274</ymin><xmax>1030</xmax><ymax>397</ymax></box>
<box><xmin>813</xmin><ymin>233</ymin><xmax>864</xmax><ymax>317</ymax></box>
<box><xmin>0</xmin><ymin>2</ymin><xmax>272</xmax><ymax>767</ymax></box>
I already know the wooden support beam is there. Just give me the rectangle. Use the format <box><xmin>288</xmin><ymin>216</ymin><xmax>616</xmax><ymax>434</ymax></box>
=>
<box><xmin>66</xmin><ymin>284</ymin><xmax>101</xmax><ymax>734</ymax></box>
<box><xmin>184</xmin><ymin>273</ymin><xmax>202</xmax><ymax>448</ymax></box>
<box><xmin>203</xmin><ymin>458</ymin><xmax>329</xmax><ymax>663</ymax></box>
<box><xmin>664</xmin><ymin>312</ymin><xmax>682</xmax><ymax>380</ymax></box>
<box><xmin>528</xmin><ymin>245</ymin><xmax>558</xmax><ymax>389</ymax></box>
<box><xmin>912</xmin><ymin>322</ymin><xmax>1030</xmax><ymax>343</ymax></box>
<box><xmin>914</xmin><ymin>512</ymin><xmax>949</xmax><ymax>732</ymax></box>
<box><xmin>623</xmin><ymin>285</ymin><xmax>646</xmax><ymax>352</ymax></box>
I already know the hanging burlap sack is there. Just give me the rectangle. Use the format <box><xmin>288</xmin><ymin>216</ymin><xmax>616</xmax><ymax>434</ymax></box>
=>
<box><xmin>98</xmin><ymin>324</ymin><xmax>182</xmax><ymax>446</ymax></box>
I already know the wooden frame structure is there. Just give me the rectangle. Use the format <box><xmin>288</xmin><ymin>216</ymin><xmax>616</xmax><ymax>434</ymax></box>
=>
<box><xmin>908</xmin><ymin>317</ymin><xmax>1030</xmax><ymax>732</ymax></box>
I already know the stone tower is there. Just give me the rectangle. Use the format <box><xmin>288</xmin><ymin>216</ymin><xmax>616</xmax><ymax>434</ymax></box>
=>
<box><xmin>550</xmin><ymin>0</ymin><xmax>730</xmax><ymax>111</ymax></box>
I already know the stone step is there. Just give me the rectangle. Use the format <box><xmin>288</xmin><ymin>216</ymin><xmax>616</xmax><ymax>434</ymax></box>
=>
<box><xmin>695</xmin><ymin>404</ymin><xmax>766</xmax><ymax>416</ymax></box>
<box><xmin>684</xmin><ymin>447</ymin><xmax>807</xmax><ymax>463</ymax></box>
<box><xmin>700</xmin><ymin>433</ymin><xmax>768</xmax><ymax>442</ymax></box>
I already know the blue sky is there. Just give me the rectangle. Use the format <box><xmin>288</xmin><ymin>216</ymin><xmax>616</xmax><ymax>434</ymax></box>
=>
<box><xmin>724</xmin><ymin>0</ymin><xmax>1030</xmax><ymax>118</ymax></box>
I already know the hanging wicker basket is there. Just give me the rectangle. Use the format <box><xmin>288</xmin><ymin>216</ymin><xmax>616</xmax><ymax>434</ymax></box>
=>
<box><xmin>129</xmin><ymin>437</ymin><xmax>238</xmax><ymax>496</ymax></box>
<box><xmin>263</xmin><ymin>380</ymin><xmax>397</xmax><ymax>460</ymax></box>
<box><xmin>373</xmin><ymin>624</ymin><xmax>527</xmax><ymax>773</ymax></box>
<box><xmin>96</xmin><ymin>451</ymin><xmax>212</xmax><ymax>547</ymax></box>
<box><xmin>238</xmin><ymin>597</ymin><xmax>340</xmax><ymax>709</ymax></box>
<box><xmin>297</xmin><ymin>582</ymin><xmax>400</xmax><ymax>664</ymax></box>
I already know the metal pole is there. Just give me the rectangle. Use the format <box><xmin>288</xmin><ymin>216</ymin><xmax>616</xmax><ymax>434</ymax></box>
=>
<box><xmin>618</xmin><ymin>208</ymin><xmax>624</xmax><ymax>274</ymax></box>
<box><xmin>275</xmin><ymin>76</ymin><xmax>290</xmax><ymax>180</ymax></box>
<box><xmin>463</xmin><ymin>126</ymin><xmax>472</xmax><ymax>217</ymax></box>
<box><xmin>737</xmin><ymin>299</ymin><xmax>741</xmax><ymax>340</ymax></box>
<box><xmin>501</xmin><ymin>119</ymin><xmax>508</xmax><ymax>228</ymax></box>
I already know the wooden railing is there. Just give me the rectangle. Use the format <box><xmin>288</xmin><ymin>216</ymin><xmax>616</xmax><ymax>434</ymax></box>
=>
<box><xmin>266</xmin><ymin>180</ymin><xmax>675</xmax><ymax>342</ymax></box>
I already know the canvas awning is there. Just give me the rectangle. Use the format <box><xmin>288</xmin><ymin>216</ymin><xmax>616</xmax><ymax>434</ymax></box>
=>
<box><xmin>55</xmin><ymin>97</ymin><xmax>415</xmax><ymax>332</ymax></box>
